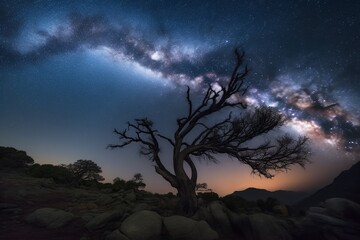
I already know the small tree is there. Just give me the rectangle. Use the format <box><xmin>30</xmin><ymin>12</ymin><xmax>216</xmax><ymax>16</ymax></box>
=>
<box><xmin>133</xmin><ymin>173</ymin><xmax>144</xmax><ymax>182</ymax></box>
<box><xmin>112</xmin><ymin>174</ymin><xmax>146</xmax><ymax>191</ymax></box>
<box><xmin>68</xmin><ymin>159</ymin><xmax>104</xmax><ymax>183</ymax></box>
<box><xmin>195</xmin><ymin>182</ymin><xmax>211</xmax><ymax>192</ymax></box>
<box><xmin>132</xmin><ymin>173</ymin><xmax>146</xmax><ymax>189</ymax></box>
<box><xmin>109</xmin><ymin>49</ymin><xmax>310</xmax><ymax>216</ymax></box>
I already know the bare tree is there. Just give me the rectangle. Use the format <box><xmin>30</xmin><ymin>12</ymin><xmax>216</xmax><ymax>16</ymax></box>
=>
<box><xmin>109</xmin><ymin>49</ymin><xmax>310</xmax><ymax>216</ymax></box>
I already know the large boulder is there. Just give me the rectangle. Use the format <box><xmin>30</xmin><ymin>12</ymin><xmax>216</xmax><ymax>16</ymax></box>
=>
<box><xmin>26</xmin><ymin>208</ymin><xmax>74</xmax><ymax>229</ymax></box>
<box><xmin>225</xmin><ymin>210</ymin><xmax>252</xmax><ymax>239</ymax></box>
<box><xmin>248</xmin><ymin>213</ymin><xmax>293</xmax><ymax>240</ymax></box>
<box><xmin>86</xmin><ymin>208</ymin><xmax>125</xmax><ymax>229</ymax></box>
<box><xmin>323</xmin><ymin>198</ymin><xmax>360</xmax><ymax>221</ymax></box>
<box><xmin>163</xmin><ymin>215</ymin><xmax>218</xmax><ymax>240</ymax></box>
<box><xmin>298</xmin><ymin>198</ymin><xmax>360</xmax><ymax>240</ymax></box>
<box><xmin>120</xmin><ymin>210</ymin><xmax>162</xmax><ymax>240</ymax></box>
<box><xmin>106</xmin><ymin>230</ymin><xmax>130</xmax><ymax>240</ymax></box>
<box><xmin>209</xmin><ymin>201</ymin><xmax>232</xmax><ymax>233</ymax></box>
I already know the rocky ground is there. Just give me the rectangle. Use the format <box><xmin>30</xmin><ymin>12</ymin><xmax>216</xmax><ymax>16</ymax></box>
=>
<box><xmin>1</xmin><ymin>170</ymin><xmax>359</xmax><ymax>240</ymax></box>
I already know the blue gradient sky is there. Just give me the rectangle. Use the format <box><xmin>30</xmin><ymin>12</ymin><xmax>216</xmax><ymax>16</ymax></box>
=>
<box><xmin>1</xmin><ymin>0</ymin><xmax>359</xmax><ymax>195</ymax></box>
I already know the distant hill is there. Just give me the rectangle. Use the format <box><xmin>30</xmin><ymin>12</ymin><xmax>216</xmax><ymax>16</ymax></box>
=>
<box><xmin>296</xmin><ymin>161</ymin><xmax>360</xmax><ymax>211</ymax></box>
<box><xmin>229</xmin><ymin>188</ymin><xmax>310</xmax><ymax>205</ymax></box>
<box><xmin>0</xmin><ymin>146</ymin><xmax>34</xmax><ymax>169</ymax></box>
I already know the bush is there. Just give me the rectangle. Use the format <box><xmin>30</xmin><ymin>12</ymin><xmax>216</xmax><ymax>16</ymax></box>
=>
<box><xmin>112</xmin><ymin>177</ymin><xmax>126</xmax><ymax>191</ymax></box>
<box><xmin>0</xmin><ymin>146</ymin><xmax>34</xmax><ymax>169</ymax></box>
<box><xmin>163</xmin><ymin>192</ymin><xmax>176</xmax><ymax>198</ymax></box>
<box><xmin>112</xmin><ymin>175</ymin><xmax>146</xmax><ymax>192</ymax></box>
<box><xmin>257</xmin><ymin>197</ymin><xmax>279</xmax><ymax>212</ymax></box>
<box><xmin>221</xmin><ymin>195</ymin><xmax>256</xmax><ymax>211</ymax></box>
<box><xmin>197</xmin><ymin>192</ymin><xmax>219</xmax><ymax>204</ymax></box>
<box><xmin>28</xmin><ymin>164</ymin><xmax>74</xmax><ymax>184</ymax></box>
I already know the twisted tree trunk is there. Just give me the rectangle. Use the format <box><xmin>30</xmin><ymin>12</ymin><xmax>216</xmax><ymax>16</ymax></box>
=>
<box><xmin>177</xmin><ymin>179</ymin><xmax>198</xmax><ymax>216</ymax></box>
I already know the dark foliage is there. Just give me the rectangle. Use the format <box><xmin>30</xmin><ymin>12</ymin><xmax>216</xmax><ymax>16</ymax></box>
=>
<box><xmin>0</xmin><ymin>146</ymin><xmax>34</xmax><ymax>169</ymax></box>
<box><xmin>68</xmin><ymin>159</ymin><xmax>104</xmax><ymax>183</ymax></box>
<box><xmin>257</xmin><ymin>197</ymin><xmax>279</xmax><ymax>212</ymax></box>
<box><xmin>197</xmin><ymin>191</ymin><xmax>219</xmax><ymax>204</ymax></box>
<box><xmin>221</xmin><ymin>195</ymin><xmax>257</xmax><ymax>212</ymax></box>
<box><xmin>28</xmin><ymin>164</ymin><xmax>74</xmax><ymax>184</ymax></box>
<box><xmin>112</xmin><ymin>174</ymin><xmax>146</xmax><ymax>191</ymax></box>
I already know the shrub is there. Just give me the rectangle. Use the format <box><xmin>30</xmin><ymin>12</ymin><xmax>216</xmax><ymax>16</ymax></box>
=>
<box><xmin>112</xmin><ymin>174</ymin><xmax>146</xmax><ymax>192</ymax></box>
<box><xmin>0</xmin><ymin>146</ymin><xmax>34</xmax><ymax>169</ymax></box>
<box><xmin>257</xmin><ymin>197</ymin><xmax>279</xmax><ymax>212</ymax></box>
<box><xmin>197</xmin><ymin>191</ymin><xmax>219</xmax><ymax>204</ymax></box>
<box><xmin>221</xmin><ymin>195</ymin><xmax>254</xmax><ymax>211</ymax></box>
<box><xmin>28</xmin><ymin>164</ymin><xmax>74</xmax><ymax>184</ymax></box>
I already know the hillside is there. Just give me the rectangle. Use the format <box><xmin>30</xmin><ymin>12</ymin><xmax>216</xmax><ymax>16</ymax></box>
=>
<box><xmin>295</xmin><ymin>160</ymin><xmax>360</xmax><ymax>211</ymax></box>
<box><xmin>230</xmin><ymin>188</ymin><xmax>310</xmax><ymax>205</ymax></box>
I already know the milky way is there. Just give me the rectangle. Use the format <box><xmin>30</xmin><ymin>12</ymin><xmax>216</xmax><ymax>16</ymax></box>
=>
<box><xmin>1</xmin><ymin>0</ymin><xmax>359</xmax><ymax>193</ymax></box>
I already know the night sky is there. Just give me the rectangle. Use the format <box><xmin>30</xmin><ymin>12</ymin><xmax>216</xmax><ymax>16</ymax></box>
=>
<box><xmin>1</xmin><ymin>0</ymin><xmax>359</xmax><ymax>196</ymax></box>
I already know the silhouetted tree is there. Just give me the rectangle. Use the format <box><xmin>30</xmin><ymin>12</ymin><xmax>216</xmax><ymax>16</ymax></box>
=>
<box><xmin>132</xmin><ymin>173</ymin><xmax>146</xmax><ymax>189</ymax></box>
<box><xmin>195</xmin><ymin>182</ymin><xmax>212</xmax><ymax>192</ymax></box>
<box><xmin>133</xmin><ymin>173</ymin><xmax>143</xmax><ymax>182</ymax></box>
<box><xmin>68</xmin><ymin>159</ymin><xmax>104</xmax><ymax>183</ymax></box>
<box><xmin>112</xmin><ymin>174</ymin><xmax>146</xmax><ymax>191</ymax></box>
<box><xmin>109</xmin><ymin>50</ymin><xmax>310</xmax><ymax>216</ymax></box>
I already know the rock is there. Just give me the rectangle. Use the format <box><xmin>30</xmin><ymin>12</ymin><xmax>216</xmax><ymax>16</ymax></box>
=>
<box><xmin>307</xmin><ymin>212</ymin><xmax>350</xmax><ymax>228</ymax></box>
<box><xmin>273</xmin><ymin>204</ymin><xmax>289</xmax><ymax>217</ymax></box>
<box><xmin>86</xmin><ymin>208</ymin><xmax>125</xmax><ymax>229</ymax></box>
<box><xmin>26</xmin><ymin>208</ymin><xmax>74</xmax><ymax>229</ymax></box>
<box><xmin>0</xmin><ymin>203</ymin><xmax>18</xmax><ymax>209</ymax></box>
<box><xmin>96</xmin><ymin>195</ymin><xmax>115</xmax><ymax>205</ymax></box>
<box><xmin>120</xmin><ymin>210</ymin><xmax>162</xmax><ymax>240</ymax></box>
<box><xmin>209</xmin><ymin>201</ymin><xmax>232</xmax><ymax>233</ymax></box>
<box><xmin>40</xmin><ymin>178</ymin><xmax>55</xmax><ymax>189</ymax></box>
<box><xmin>106</xmin><ymin>230</ymin><xmax>130</xmax><ymax>240</ymax></box>
<box><xmin>307</xmin><ymin>206</ymin><xmax>328</xmax><ymax>215</ymax></box>
<box><xmin>1</xmin><ymin>207</ymin><xmax>22</xmax><ymax>215</ymax></box>
<box><xmin>323</xmin><ymin>198</ymin><xmax>360</xmax><ymax>221</ymax></box>
<box><xmin>132</xmin><ymin>203</ymin><xmax>149</xmax><ymax>212</ymax></box>
<box><xmin>81</xmin><ymin>213</ymin><xmax>96</xmax><ymax>222</ymax></box>
<box><xmin>297</xmin><ymin>198</ymin><xmax>360</xmax><ymax>240</ymax></box>
<box><xmin>163</xmin><ymin>215</ymin><xmax>218</xmax><ymax>240</ymax></box>
<box><xmin>0</xmin><ymin>203</ymin><xmax>22</xmax><ymax>214</ymax></box>
<box><xmin>101</xmin><ymin>188</ymin><xmax>113</xmax><ymax>193</ymax></box>
<box><xmin>165</xmin><ymin>198</ymin><xmax>180</xmax><ymax>210</ymax></box>
<box><xmin>248</xmin><ymin>213</ymin><xmax>293</xmax><ymax>240</ymax></box>
<box><xmin>196</xmin><ymin>221</ymin><xmax>219</xmax><ymax>240</ymax></box>
<box><xmin>193</xmin><ymin>206</ymin><xmax>213</xmax><ymax>225</ymax></box>
<box><xmin>225</xmin><ymin>209</ymin><xmax>252</xmax><ymax>239</ymax></box>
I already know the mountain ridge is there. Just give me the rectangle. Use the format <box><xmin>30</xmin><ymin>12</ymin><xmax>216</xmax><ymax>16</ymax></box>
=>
<box><xmin>295</xmin><ymin>160</ymin><xmax>360</xmax><ymax>210</ymax></box>
<box><xmin>229</xmin><ymin>161</ymin><xmax>360</xmax><ymax>206</ymax></box>
<box><xmin>229</xmin><ymin>187</ymin><xmax>310</xmax><ymax>205</ymax></box>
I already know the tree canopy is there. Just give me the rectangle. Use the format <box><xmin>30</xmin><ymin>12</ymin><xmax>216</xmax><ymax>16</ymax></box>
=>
<box><xmin>68</xmin><ymin>159</ymin><xmax>104</xmax><ymax>182</ymax></box>
<box><xmin>110</xmin><ymin>49</ymin><xmax>310</xmax><ymax>216</ymax></box>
